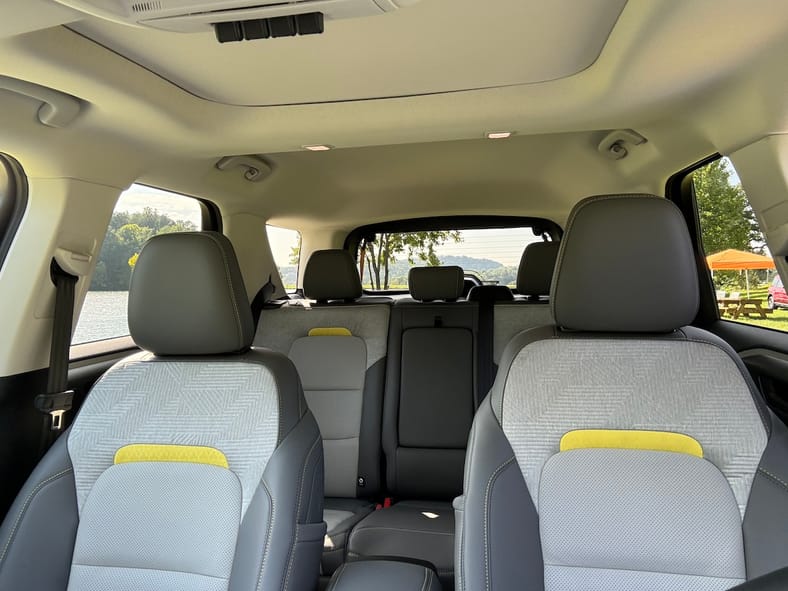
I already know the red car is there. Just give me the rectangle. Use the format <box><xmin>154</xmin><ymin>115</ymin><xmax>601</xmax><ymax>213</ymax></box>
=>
<box><xmin>768</xmin><ymin>276</ymin><xmax>788</xmax><ymax>309</ymax></box>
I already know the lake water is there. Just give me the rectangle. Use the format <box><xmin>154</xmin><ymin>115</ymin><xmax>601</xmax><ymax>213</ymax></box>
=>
<box><xmin>73</xmin><ymin>291</ymin><xmax>130</xmax><ymax>345</ymax></box>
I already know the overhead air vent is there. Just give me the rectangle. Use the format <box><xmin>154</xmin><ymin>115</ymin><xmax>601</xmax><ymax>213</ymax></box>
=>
<box><xmin>54</xmin><ymin>0</ymin><xmax>421</xmax><ymax>33</ymax></box>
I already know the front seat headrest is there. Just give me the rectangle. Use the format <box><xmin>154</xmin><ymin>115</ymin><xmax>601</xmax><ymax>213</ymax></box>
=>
<box><xmin>516</xmin><ymin>241</ymin><xmax>560</xmax><ymax>298</ymax></box>
<box><xmin>303</xmin><ymin>249</ymin><xmax>363</xmax><ymax>302</ymax></box>
<box><xmin>408</xmin><ymin>266</ymin><xmax>464</xmax><ymax>302</ymax></box>
<box><xmin>552</xmin><ymin>194</ymin><xmax>699</xmax><ymax>332</ymax></box>
<box><xmin>128</xmin><ymin>231</ymin><xmax>254</xmax><ymax>355</ymax></box>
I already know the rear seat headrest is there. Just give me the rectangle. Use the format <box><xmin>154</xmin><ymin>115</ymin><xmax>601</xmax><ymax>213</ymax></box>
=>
<box><xmin>128</xmin><ymin>231</ymin><xmax>254</xmax><ymax>356</ymax></box>
<box><xmin>517</xmin><ymin>241</ymin><xmax>560</xmax><ymax>298</ymax></box>
<box><xmin>467</xmin><ymin>284</ymin><xmax>514</xmax><ymax>302</ymax></box>
<box><xmin>408</xmin><ymin>266</ymin><xmax>464</xmax><ymax>302</ymax></box>
<box><xmin>303</xmin><ymin>249</ymin><xmax>362</xmax><ymax>303</ymax></box>
<box><xmin>552</xmin><ymin>194</ymin><xmax>699</xmax><ymax>332</ymax></box>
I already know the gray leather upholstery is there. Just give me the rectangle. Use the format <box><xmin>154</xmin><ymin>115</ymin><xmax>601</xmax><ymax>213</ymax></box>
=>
<box><xmin>516</xmin><ymin>241</ymin><xmax>559</xmax><ymax>298</ymax></box>
<box><xmin>347</xmin><ymin>500</ymin><xmax>454</xmax><ymax>584</ymax></box>
<box><xmin>457</xmin><ymin>195</ymin><xmax>787</xmax><ymax>591</ymax></box>
<box><xmin>303</xmin><ymin>249</ymin><xmax>363</xmax><ymax>302</ymax></box>
<box><xmin>328</xmin><ymin>560</ymin><xmax>441</xmax><ymax>591</ymax></box>
<box><xmin>0</xmin><ymin>231</ymin><xmax>325</xmax><ymax>591</ymax></box>
<box><xmin>551</xmin><ymin>194</ymin><xmax>699</xmax><ymax>332</ymax></box>
<box><xmin>129</xmin><ymin>231</ymin><xmax>254</xmax><ymax>355</ymax></box>
<box><xmin>408</xmin><ymin>266</ymin><xmax>464</xmax><ymax>302</ymax></box>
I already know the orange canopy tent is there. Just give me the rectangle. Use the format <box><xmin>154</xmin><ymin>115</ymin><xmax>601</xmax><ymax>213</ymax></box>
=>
<box><xmin>706</xmin><ymin>249</ymin><xmax>775</xmax><ymax>297</ymax></box>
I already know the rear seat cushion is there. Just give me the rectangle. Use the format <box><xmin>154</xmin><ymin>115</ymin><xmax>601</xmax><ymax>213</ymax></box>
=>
<box><xmin>323</xmin><ymin>498</ymin><xmax>376</xmax><ymax>574</ymax></box>
<box><xmin>347</xmin><ymin>501</ymin><xmax>454</xmax><ymax>587</ymax></box>
<box><xmin>327</xmin><ymin>559</ymin><xmax>441</xmax><ymax>591</ymax></box>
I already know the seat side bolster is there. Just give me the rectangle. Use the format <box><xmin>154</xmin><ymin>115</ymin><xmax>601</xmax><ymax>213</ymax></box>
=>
<box><xmin>458</xmin><ymin>399</ymin><xmax>543</xmax><ymax>591</ymax></box>
<box><xmin>0</xmin><ymin>433</ymin><xmax>78</xmax><ymax>590</ymax></box>
<box><xmin>230</xmin><ymin>409</ymin><xmax>325</xmax><ymax>591</ymax></box>
<box><xmin>743</xmin><ymin>411</ymin><xmax>788</xmax><ymax>579</ymax></box>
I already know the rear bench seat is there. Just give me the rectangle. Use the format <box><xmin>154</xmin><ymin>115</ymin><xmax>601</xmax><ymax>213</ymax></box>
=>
<box><xmin>254</xmin><ymin>249</ymin><xmax>391</xmax><ymax>574</ymax></box>
<box><xmin>347</xmin><ymin>266</ymin><xmax>478</xmax><ymax>588</ymax></box>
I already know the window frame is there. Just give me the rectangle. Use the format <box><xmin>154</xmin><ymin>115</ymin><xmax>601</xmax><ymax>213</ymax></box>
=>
<box><xmin>69</xmin><ymin>183</ymin><xmax>221</xmax><ymax>358</ymax></box>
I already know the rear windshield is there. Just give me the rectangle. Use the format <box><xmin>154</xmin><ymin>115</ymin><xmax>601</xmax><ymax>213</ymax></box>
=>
<box><xmin>358</xmin><ymin>227</ymin><xmax>545</xmax><ymax>290</ymax></box>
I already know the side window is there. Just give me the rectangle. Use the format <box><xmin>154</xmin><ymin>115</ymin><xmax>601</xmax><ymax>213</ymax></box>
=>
<box><xmin>266</xmin><ymin>225</ymin><xmax>301</xmax><ymax>292</ymax></box>
<box><xmin>694</xmin><ymin>158</ymin><xmax>786</xmax><ymax>331</ymax></box>
<box><xmin>72</xmin><ymin>185</ymin><xmax>203</xmax><ymax>345</ymax></box>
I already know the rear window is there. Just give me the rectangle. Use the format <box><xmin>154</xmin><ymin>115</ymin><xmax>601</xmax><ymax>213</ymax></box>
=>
<box><xmin>358</xmin><ymin>227</ymin><xmax>545</xmax><ymax>290</ymax></box>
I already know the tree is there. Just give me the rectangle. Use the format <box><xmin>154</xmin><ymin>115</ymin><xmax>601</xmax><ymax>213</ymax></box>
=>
<box><xmin>90</xmin><ymin>209</ymin><xmax>197</xmax><ymax>291</ymax></box>
<box><xmin>363</xmin><ymin>231</ymin><xmax>462</xmax><ymax>289</ymax></box>
<box><xmin>695</xmin><ymin>159</ymin><xmax>762</xmax><ymax>254</ymax></box>
<box><xmin>695</xmin><ymin>158</ymin><xmax>765</xmax><ymax>289</ymax></box>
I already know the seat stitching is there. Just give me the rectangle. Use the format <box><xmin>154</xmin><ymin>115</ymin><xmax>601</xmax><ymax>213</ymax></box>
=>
<box><xmin>282</xmin><ymin>434</ymin><xmax>321</xmax><ymax>591</ymax></box>
<box><xmin>758</xmin><ymin>468</ymin><xmax>788</xmax><ymax>492</ymax></box>
<box><xmin>420</xmin><ymin>567</ymin><xmax>430</xmax><ymax>591</ymax></box>
<box><xmin>326</xmin><ymin>562</ymin><xmax>346</xmax><ymax>591</ymax></box>
<box><xmin>255</xmin><ymin>481</ymin><xmax>275</xmax><ymax>591</ymax></box>
<box><xmin>484</xmin><ymin>457</ymin><xmax>515</xmax><ymax>591</ymax></box>
<box><xmin>0</xmin><ymin>468</ymin><xmax>73</xmax><ymax>565</ymax></box>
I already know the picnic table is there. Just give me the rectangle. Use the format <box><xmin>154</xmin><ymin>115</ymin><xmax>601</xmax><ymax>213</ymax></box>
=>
<box><xmin>717</xmin><ymin>298</ymin><xmax>774</xmax><ymax>319</ymax></box>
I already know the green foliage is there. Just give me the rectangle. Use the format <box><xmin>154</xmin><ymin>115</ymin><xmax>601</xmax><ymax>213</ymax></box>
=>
<box><xmin>695</xmin><ymin>159</ymin><xmax>763</xmax><ymax>254</ymax></box>
<box><xmin>363</xmin><ymin>231</ymin><xmax>463</xmax><ymax>289</ymax></box>
<box><xmin>89</xmin><ymin>209</ymin><xmax>196</xmax><ymax>291</ymax></box>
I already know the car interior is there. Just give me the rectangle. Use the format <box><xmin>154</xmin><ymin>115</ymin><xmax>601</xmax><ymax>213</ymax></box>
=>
<box><xmin>1</xmin><ymin>1</ymin><xmax>788</xmax><ymax>590</ymax></box>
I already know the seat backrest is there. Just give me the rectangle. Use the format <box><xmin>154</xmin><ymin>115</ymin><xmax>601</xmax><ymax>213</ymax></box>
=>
<box><xmin>255</xmin><ymin>249</ymin><xmax>390</xmax><ymax>499</ymax></box>
<box><xmin>0</xmin><ymin>232</ymin><xmax>325</xmax><ymax>591</ymax></box>
<box><xmin>457</xmin><ymin>196</ymin><xmax>788</xmax><ymax>591</ymax></box>
<box><xmin>491</xmin><ymin>240</ymin><xmax>558</xmax><ymax>366</ymax></box>
<box><xmin>383</xmin><ymin>265</ymin><xmax>478</xmax><ymax>499</ymax></box>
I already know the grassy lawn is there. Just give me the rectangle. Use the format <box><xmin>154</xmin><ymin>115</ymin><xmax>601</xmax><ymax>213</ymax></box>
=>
<box><xmin>717</xmin><ymin>284</ymin><xmax>788</xmax><ymax>332</ymax></box>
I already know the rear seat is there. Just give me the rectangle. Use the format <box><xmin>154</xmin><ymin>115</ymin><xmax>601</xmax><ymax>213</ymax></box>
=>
<box><xmin>253</xmin><ymin>249</ymin><xmax>391</xmax><ymax>574</ymax></box>
<box><xmin>491</xmin><ymin>241</ymin><xmax>559</xmax><ymax>365</ymax></box>
<box><xmin>347</xmin><ymin>265</ymin><xmax>478</xmax><ymax>588</ymax></box>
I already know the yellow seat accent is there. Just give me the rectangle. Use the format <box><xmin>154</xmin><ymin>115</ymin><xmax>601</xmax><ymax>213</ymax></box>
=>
<box><xmin>560</xmin><ymin>429</ymin><xmax>703</xmax><ymax>458</ymax></box>
<box><xmin>308</xmin><ymin>327</ymin><xmax>352</xmax><ymax>337</ymax></box>
<box><xmin>114</xmin><ymin>444</ymin><xmax>229</xmax><ymax>468</ymax></box>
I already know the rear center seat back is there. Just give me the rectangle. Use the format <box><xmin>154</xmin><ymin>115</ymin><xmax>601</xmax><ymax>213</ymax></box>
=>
<box><xmin>384</xmin><ymin>265</ymin><xmax>478</xmax><ymax>499</ymax></box>
<box><xmin>254</xmin><ymin>249</ymin><xmax>391</xmax><ymax>573</ymax></box>
<box><xmin>492</xmin><ymin>241</ymin><xmax>559</xmax><ymax>365</ymax></box>
<box><xmin>349</xmin><ymin>265</ymin><xmax>477</xmax><ymax>588</ymax></box>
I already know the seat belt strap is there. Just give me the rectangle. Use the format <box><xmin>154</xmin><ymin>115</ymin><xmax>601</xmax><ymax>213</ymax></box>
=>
<box><xmin>251</xmin><ymin>274</ymin><xmax>286</xmax><ymax>327</ymax></box>
<box><xmin>34</xmin><ymin>260</ymin><xmax>77</xmax><ymax>432</ymax></box>
<box><xmin>476</xmin><ymin>294</ymin><xmax>495</xmax><ymax>407</ymax></box>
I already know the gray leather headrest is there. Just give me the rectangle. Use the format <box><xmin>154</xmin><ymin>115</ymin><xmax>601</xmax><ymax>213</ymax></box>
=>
<box><xmin>303</xmin><ymin>249</ymin><xmax>362</xmax><ymax>302</ymax></box>
<box><xmin>128</xmin><ymin>232</ymin><xmax>254</xmax><ymax>355</ymax></box>
<box><xmin>408</xmin><ymin>266</ymin><xmax>464</xmax><ymax>302</ymax></box>
<box><xmin>516</xmin><ymin>241</ymin><xmax>560</xmax><ymax>297</ymax></box>
<box><xmin>552</xmin><ymin>195</ymin><xmax>699</xmax><ymax>332</ymax></box>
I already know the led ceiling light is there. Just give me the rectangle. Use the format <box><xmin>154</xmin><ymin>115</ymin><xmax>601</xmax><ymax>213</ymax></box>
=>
<box><xmin>486</xmin><ymin>131</ymin><xmax>513</xmax><ymax>139</ymax></box>
<box><xmin>303</xmin><ymin>144</ymin><xmax>333</xmax><ymax>151</ymax></box>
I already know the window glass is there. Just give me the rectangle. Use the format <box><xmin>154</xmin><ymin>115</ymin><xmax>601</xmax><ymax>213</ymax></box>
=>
<box><xmin>72</xmin><ymin>185</ymin><xmax>203</xmax><ymax>344</ymax></box>
<box><xmin>266</xmin><ymin>225</ymin><xmax>301</xmax><ymax>291</ymax></box>
<box><xmin>694</xmin><ymin>157</ymin><xmax>786</xmax><ymax>331</ymax></box>
<box><xmin>359</xmin><ymin>227</ymin><xmax>542</xmax><ymax>290</ymax></box>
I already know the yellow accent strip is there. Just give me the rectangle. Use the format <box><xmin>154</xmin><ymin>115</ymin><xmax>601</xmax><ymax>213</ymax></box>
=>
<box><xmin>308</xmin><ymin>327</ymin><xmax>352</xmax><ymax>337</ymax></box>
<box><xmin>559</xmin><ymin>430</ymin><xmax>703</xmax><ymax>458</ymax></box>
<box><xmin>114</xmin><ymin>444</ymin><xmax>229</xmax><ymax>468</ymax></box>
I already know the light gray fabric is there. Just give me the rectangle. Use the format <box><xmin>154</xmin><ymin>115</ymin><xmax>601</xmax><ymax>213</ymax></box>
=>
<box><xmin>255</xmin><ymin>304</ymin><xmax>390</xmax><ymax>369</ymax></box>
<box><xmin>516</xmin><ymin>241</ymin><xmax>559</xmax><ymax>296</ymax></box>
<box><xmin>551</xmin><ymin>195</ymin><xmax>699</xmax><ymax>332</ymax></box>
<box><xmin>67</xmin><ymin>353</ymin><xmax>279</xmax><ymax>518</ymax></box>
<box><xmin>540</xmin><ymin>448</ymin><xmax>744</xmax><ymax>590</ymax></box>
<box><xmin>542</xmin><ymin>566</ymin><xmax>745</xmax><ymax>591</ymax></box>
<box><xmin>492</xmin><ymin>304</ymin><xmax>553</xmax><ymax>364</ymax></box>
<box><xmin>328</xmin><ymin>560</ymin><xmax>441</xmax><ymax>591</ymax></box>
<box><xmin>408</xmin><ymin>265</ymin><xmax>464</xmax><ymax>301</ymax></box>
<box><xmin>500</xmin><ymin>338</ymin><xmax>768</xmax><ymax>516</ymax></box>
<box><xmin>128</xmin><ymin>231</ymin><xmax>254</xmax><ymax>355</ymax></box>
<box><xmin>68</xmin><ymin>462</ymin><xmax>241</xmax><ymax>591</ymax></box>
<box><xmin>303</xmin><ymin>249</ymin><xmax>362</xmax><ymax>302</ymax></box>
<box><xmin>290</xmin><ymin>335</ymin><xmax>367</xmax><ymax>498</ymax></box>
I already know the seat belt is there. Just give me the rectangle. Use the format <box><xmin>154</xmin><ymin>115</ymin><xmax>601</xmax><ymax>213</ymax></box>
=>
<box><xmin>251</xmin><ymin>274</ymin><xmax>287</xmax><ymax>327</ymax></box>
<box><xmin>476</xmin><ymin>292</ymin><xmax>495</xmax><ymax>407</ymax></box>
<box><xmin>34</xmin><ymin>260</ymin><xmax>77</xmax><ymax>440</ymax></box>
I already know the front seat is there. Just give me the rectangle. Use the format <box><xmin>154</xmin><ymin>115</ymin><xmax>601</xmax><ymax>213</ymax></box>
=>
<box><xmin>455</xmin><ymin>195</ymin><xmax>788</xmax><ymax>591</ymax></box>
<box><xmin>0</xmin><ymin>231</ymin><xmax>325</xmax><ymax>591</ymax></box>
